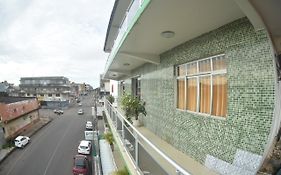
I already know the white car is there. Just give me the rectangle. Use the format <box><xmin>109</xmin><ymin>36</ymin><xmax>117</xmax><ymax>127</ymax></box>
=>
<box><xmin>78</xmin><ymin>109</ymin><xmax>84</xmax><ymax>115</ymax></box>
<box><xmin>85</xmin><ymin>121</ymin><xmax>93</xmax><ymax>130</ymax></box>
<box><xmin>78</xmin><ymin>140</ymin><xmax>91</xmax><ymax>155</ymax></box>
<box><xmin>14</xmin><ymin>136</ymin><xmax>30</xmax><ymax>148</ymax></box>
<box><xmin>78</xmin><ymin>103</ymin><xmax>82</xmax><ymax>106</ymax></box>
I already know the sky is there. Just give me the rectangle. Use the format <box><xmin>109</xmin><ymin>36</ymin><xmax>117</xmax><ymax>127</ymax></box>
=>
<box><xmin>0</xmin><ymin>0</ymin><xmax>115</xmax><ymax>88</ymax></box>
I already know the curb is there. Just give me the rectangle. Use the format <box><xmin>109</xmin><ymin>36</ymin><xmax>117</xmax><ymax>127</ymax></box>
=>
<box><xmin>26</xmin><ymin>118</ymin><xmax>53</xmax><ymax>138</ymax></box>
<box><xmin>0</xmin><ymin>118</ymin><xmax>52</xmax><ymax>164</ymax></box>
<box><xmin>0</xmin><ymin>147</ymin><xmax>16</xmax><ymax>164</ymax></box>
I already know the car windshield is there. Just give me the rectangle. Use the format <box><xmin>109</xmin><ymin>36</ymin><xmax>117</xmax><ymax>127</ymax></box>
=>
<box><xmin>75</xmin><ymin>158</ymin><xmax>86</xmax><ymax>168</ymax></box>
<box><xmin>80</xmin><ymin>146</ymin><xmax>88</xmax><ymax>149</ymax></box>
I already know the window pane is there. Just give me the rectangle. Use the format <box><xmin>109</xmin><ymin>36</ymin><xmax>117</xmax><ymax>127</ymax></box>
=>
<box><xmin>213</xmin><ymin>55</ymin><xmax>226</xmax><ymax>70</ymax></box>
<box><xmin>199</xmin><ymin>76</ymin><xmax>211</xmax><ymax>114</ymax></box>
<box><xmin>187</xmin><ymin>62</ymin><xmax>197</xmax><ymax>75</ymax></box>
<box><xmin>212</xmin><ymin>74</ymin><xmax>228</xmax><ymax>117</ymax></box>
<box><xmin>186</xmin><ymin>78</ymin><xmax>197</xmax><ymax>112</ymax></box>
<box><xmin>199</xmin><ymin>59</ymin><xmax>211</xmax><ymax>72</ymax></box>
<box><xmin>177</xmin><ymin>65</ymin><xmax>186</xmax><ymax>76</ymax></box>
<box><xmin>177</xmin><ymin>79</ymin><xmax>185</xmax><ymax>110</ymax></box>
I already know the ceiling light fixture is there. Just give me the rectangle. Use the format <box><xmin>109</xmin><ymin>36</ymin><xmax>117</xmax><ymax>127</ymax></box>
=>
<box><xmin>123</xmin><ymin>63</ymin><xmax>130</xmax><ymax>66</ymax></box>
<box><xmin>161</xmin><ymin>31</ymin><xmax>175</xmax><ymax>38</ymax></box>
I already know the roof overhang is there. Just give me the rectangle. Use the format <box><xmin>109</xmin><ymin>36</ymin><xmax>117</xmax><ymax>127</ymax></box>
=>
<box><xmin>248</xmin><ymin>0</ymin><xmax>281</xmax><ymax>54</ymax></box>
<box><xmin>104</xmin><ymin>0</ymin><xmax>132</xmax><ymax>53</ymax></box>
<box><xmin>103</xmin><ymin>0</ymin><xmax>271</xmax><ymax>80</ymax></box>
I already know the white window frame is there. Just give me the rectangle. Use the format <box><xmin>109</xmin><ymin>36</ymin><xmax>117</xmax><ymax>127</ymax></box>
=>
<box><xmin>176</xmin><ymin>54</ymin><xmax>227</xmax><ymax>118</ymax></box>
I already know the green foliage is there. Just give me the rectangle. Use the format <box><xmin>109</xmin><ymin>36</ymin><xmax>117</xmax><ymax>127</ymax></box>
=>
<box><xmin>113</xmin><ymin>167</ymin><xmax>130</xmax><ymax>175</ymax></box>
<box><xmin>120</xmin><ymin>94</ymin><xmax>146</xmax><ymax>121</ymax></box>
<box><xmin>104</xmin><ymin>132</ymin><xmax>114</xmax><ymax>145</ymax></box>
<box><xmin>106</xmin><ymin>95</ymin><xmax>115</xmax><ymax>104</ymax></box>
<box><xmin>2</xmin><ymin>140</ymin><xmax>14</xmax><ymax>149</ymax></box>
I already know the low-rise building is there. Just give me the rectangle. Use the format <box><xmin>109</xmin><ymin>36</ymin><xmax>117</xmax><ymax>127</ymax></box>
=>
<box><xmin>100</xmin><ymin>74</ymin><xmax>110</xmax><ymax>97</ymax></box>
<box><xmin>19</xmin><ymin>76</ymin><xmax>70</xmax><ymax>108</ymax></box>
<box><xmin>0</xmin><ymin>97</ymin><xmax>40</xmax><ymax>140</ymax></box>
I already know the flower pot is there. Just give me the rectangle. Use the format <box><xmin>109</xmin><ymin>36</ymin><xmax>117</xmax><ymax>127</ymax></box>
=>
<box><xmin>132</xmin><ymin>119</ymin><xmax>141</xmax><ymax>127</ymax></box>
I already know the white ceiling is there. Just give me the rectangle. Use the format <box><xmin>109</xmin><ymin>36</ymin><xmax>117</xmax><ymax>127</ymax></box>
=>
<box><xmin>105</xmin><ymin>0</ymin><xmax>246</xmax><ymax>80</ymax></box>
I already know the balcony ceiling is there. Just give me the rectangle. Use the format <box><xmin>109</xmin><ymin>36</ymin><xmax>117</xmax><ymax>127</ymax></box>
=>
<box><xmin>106</xmin><ymin>0</ymin><xmax>246</xmax><ymax>80</ymax></box>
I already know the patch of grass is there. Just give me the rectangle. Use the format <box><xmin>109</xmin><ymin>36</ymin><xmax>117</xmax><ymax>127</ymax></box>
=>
<box><xmin>2</xmin><ymin>140</ymin><xmax>14</xmax><ymax>149</ymax></box>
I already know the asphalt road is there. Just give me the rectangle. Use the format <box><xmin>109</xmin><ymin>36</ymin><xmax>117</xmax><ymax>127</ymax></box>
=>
<box><xmin>0</xmin><ymin>94</ymin><xmax>95</xmax><ymax>175</ymax></box>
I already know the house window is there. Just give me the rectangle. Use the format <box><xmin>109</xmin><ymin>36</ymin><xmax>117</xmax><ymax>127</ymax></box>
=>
<box><xmin>176</xmin><ymin>54</ymin><xmax>227</xmax><ymax>117</ymax></box>
<box><xmin>56</xmin><ymin>94</ymin><xmax>60</xmax><ymax>97</ymax></box>
<box><xmin>132</xmin><ymin>77</ymin><xmax>141</xmax><ymax>99</ymax></box>
<box><xmin>48</xmin><ymin>94</ymin><xmax>52</xmax><ymax>97</ymax></box>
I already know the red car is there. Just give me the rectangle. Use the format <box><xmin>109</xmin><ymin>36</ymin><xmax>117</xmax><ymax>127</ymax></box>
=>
<box><xmin>72</xmin><ymin>155</ymin><xmax>90</xmax><ymax>175</ymax></box>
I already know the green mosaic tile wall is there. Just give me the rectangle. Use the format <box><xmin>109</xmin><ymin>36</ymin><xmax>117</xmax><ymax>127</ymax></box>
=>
<box><xmin>126</xmin><ymin>17</ymin><xmax>275</xmax><ymax>164</ymax></box>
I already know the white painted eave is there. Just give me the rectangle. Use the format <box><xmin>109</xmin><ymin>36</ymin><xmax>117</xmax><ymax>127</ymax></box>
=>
<box><xmin>104</xmin><ymin>0</ymin><xmax>270</xmax><ymax>80</ymax></box>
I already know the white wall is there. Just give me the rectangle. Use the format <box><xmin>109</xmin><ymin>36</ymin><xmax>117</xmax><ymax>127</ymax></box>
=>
<box><xmin>104</xmin><ymin>81</ymin><xmax>111</xmax><ymax>92</ymax></box>
<box><xmin>109</xmin><ymin>80</ymin><xmax>118</xmax><ymax>98</ymax></box>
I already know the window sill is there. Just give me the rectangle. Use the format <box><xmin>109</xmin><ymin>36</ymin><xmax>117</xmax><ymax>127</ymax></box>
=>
<box><xmin>176</xmin><ymin>108</ymin><xmax>227</xmax><ymax>120</ymax></box>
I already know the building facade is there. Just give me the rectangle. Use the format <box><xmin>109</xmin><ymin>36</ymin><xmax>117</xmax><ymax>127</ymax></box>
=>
<box><xmin>0</xmin><ymin>97</ymin><xmax>40</xmax><ymax>140</ymax></box>
<box><xmin>19</xmin><ymin>77</ymin><xmax>70</xmax><ymax>108</ymax></box>
<box><xmin>100</xmin><ymin>74</ymin><xmax>110</xmax><ymax>97</ymax></box>
<box><xmin>103</xmin><ymin>1</ymin><xmax>281</xmax><ymax>175</ymax></box>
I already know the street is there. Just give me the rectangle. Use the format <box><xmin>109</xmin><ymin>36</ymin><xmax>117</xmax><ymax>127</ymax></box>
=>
<box><xmin>0</xmin><ymin>95</ymin><xmax>95</xmax><ymax>175</ymax></box>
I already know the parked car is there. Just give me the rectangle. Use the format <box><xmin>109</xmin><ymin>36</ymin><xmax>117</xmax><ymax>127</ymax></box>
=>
<box><xmin>54</xmin><ymin>109</ymin><xmax>64</xmax><ymax>115</ymax></box>
<box><xmin>72</xmin><ymin>154</ymin><xmax>90</xmax><ymax>175</ymax></box>
<box><xmin>78</xmin><ymin>109</ymin><xmax>84</xmax><ymax>115</ymax></box>
<box><xmin>85</xmin><ymin>121</ymin><xmax>93</xmax><ymax>130</ymax></box>
<box><xmin>78</xmin><ymin>140</ymin><xmax>91</xmax><ymax>155</ymax></box>
<box><xmin>14</xmin><ymin>136</ymin><xmax>30</xmax><ymax>148</ymax></box>
<box><xmin>78</xmin><ymin>103</ymin><xmax>82</xmax><ymax>106</ymax></box>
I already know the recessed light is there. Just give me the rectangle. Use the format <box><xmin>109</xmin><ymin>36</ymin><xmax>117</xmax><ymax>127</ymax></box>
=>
<box><xmin>112</xmin><ymin>74</ymin><xmax>117</xmax><ymax>77</ymax></box>
<box><xmin>161</xmin><ymin>31</ymin><xmax>175</xmax><ymax>38</ymax></box>
<box><xmin>123</xmin><ymin>63</ymin><xmax>130</xmax><ymax>66</ymax></box>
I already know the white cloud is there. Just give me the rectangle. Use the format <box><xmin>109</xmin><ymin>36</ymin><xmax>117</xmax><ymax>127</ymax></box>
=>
<box><xmin>0</xmin><ymin>0</ymin><xmax>114</xmax><ymax>87</ymax></box>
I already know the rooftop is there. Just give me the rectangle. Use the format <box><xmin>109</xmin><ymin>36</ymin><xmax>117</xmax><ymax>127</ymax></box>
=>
<box><xmin>20</xmin><ymin>76</ymin><xmax>68</xmax><ymax>80</ymax></box>
<box><xmin>0</xmin><ymin>97</ymin><xmax>36</xmax><ymax>104</ymax></box>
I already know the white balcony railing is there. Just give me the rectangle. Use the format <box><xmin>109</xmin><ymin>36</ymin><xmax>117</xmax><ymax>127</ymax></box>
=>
<box><xmin>104</xmin><ymin>99</ymin><xmax>190</xmax><ymax>175</ymax></box>
<box><xmin>105</xmin><ymin>0</ymin><xmax>146</xmax><ymax>73</ymax></box>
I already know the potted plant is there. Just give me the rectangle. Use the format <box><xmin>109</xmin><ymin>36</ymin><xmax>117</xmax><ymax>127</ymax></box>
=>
<box><xmin>120</xmin><ymin>93</ymin><xmax>146</xmax><ymax>126</ymax></box>
<box><xmin>106</xmin><ymin>94</ymin><xmax>115</xmax><ymax>104</ymax></box>
<box><xmin>104</xmin><ymin>132</ymin><xmax>114</xmax><ymax>151</ymax></box>
<box><xmin>112</xmin><ymin>167</ymin><xmax>129</xmax><ymax>175</ymax></box>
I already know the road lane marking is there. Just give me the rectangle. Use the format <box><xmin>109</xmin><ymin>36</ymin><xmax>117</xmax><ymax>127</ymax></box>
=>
<box><xmin>42</xmin><ymin>118</ymin><xmax>74</xmax><ymax>175</ymax></box>
<box><xmin>5</xmin><ymin>119</ymin><xmax>56</xmax><ymax>175</ymax></box>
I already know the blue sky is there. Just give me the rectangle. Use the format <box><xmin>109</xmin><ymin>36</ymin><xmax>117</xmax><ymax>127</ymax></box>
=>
<box><xmin>0</xmin><ymin>0</ymin><xmax>114</xmax><ymax>87</ymax></box>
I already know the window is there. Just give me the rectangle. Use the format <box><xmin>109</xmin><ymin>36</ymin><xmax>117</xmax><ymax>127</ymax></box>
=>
<box><xmin>176</xmin><ymin>54</ymin><xmax>227</xmax><ymax>117</ymax></box>
<box><xmin>48</xmin><ymin>94</ymin><xmax>52</xmax><ymax>97</ymax></box>
<box><xmin>56</xmin><ymin>94</ymin><xmax>60</xmax><ymax>97</ymax></box>
<box><xmin>132</xmin><ymin>77</ymin><xmax>141</xmax><ymax>99</ymax></box>
<box><xmin>120</xmin><ymin>81</ymin><xmax>125</xmax><ymax>95</ymax></box>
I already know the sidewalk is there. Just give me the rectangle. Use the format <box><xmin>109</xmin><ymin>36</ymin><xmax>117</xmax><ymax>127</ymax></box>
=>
<box><xmin>0</xmin><ymin>117</ymin><xmax>52</xmax><ymax>163</ymax></box>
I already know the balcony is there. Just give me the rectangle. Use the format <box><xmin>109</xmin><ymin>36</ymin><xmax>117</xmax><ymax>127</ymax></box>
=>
<box><xmin>104</xmin><ymin>0</ymin><xmax>151</xmax><ymax>80</ymax></box>
<box><xmin>104</xmin><ymin>100</ymin><xmax>216</xmax><ymax>175</ymax></box>
<box><xmin>103</xmin><ymin>0</ymin><xmax>256</xmax><ymax>80</ymax></box>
